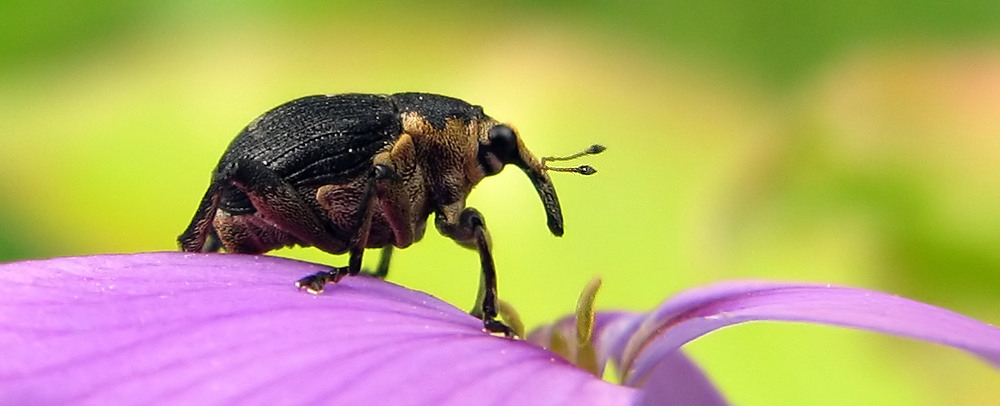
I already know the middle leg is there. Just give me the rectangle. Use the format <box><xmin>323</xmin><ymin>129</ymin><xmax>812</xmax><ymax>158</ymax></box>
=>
<box><xmin>296</xmin><ymin>164</ymin><xmax>396</xmax><ymax>292</ymax></box>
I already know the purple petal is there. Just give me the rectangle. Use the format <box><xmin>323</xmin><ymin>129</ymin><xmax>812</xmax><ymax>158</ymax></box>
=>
<box><xmin>0</xmin><ymin>252</ymin><xmax>637</xmax><ymax>405</ymax></box>
<box><xmin>636</xmin><ymin>352</ymin><xmax>728</xmax><ymax>406</ymax></box>
<box><xmin>527</xmin><ymin>310</ymin><xmax>642</xmax><ymax>374</ymax></box>
<box><xmin>618</xmin><ymin>281</ymin><xmax>1000</xmax><ymax>387</ymax></box>
<box><xmin>528</xmin><ymin>310</ymin><xmax>730</xmax><ymax>405</ymax></box>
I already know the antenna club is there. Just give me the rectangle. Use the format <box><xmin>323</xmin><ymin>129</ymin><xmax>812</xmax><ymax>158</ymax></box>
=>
<box><xmin>577</xmin><ymin>165</ymin><xmax>597</xmax><ymax>175</ymax></box>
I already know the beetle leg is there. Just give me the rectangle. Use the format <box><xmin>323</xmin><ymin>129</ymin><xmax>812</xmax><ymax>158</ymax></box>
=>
<box><xmin>436</xmin><ymin>207</ymin><xmax>516</xmax><ymax>337</ymax></box>
<box><xmin>213</xmin><ymin>211</ymin><xmax>299</xmax><ymax>254</ymax></box>
<box><xmin>295</xmin><ymin>249</ymin><xmax>359</xmax><ymax>293</ymax></box>
<box><xmin>225</xmin><ymin>159</ymin><xmax>344</xmax><ymax>253</ymax></box>
<box><xmin>355</xmin><ymin>134</ymin><xmax>419</xmax><ymax>279</ymax></box>
<box><xmin>297</xmin><ymin>164</ymin><xmax>396</xmax><ymax>291</ymax></box>
<box><xmin>346</xmin><ymin>163</ymin><xmax>397</xmax><ymax>276</ymax></box>
<box><xmin>346</xmin><ymin>164</ymin><xmax>397</xmax><ymax>260</ymax></box>
<box><xmin>362</xmin><ymin>246</ymin><xmax>393</xmax><ymax>279</ymax></box>
<box><xmin>178</xmin><ymin>182</ymin><xmax>223</xmax><ymax>252</ymax></box>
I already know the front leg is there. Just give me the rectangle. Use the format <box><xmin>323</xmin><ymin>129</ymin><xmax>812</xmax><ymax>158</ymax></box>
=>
<box><xmin>436</xmin><ymin>206</ymin><xmax>515</xmax><ymax>337</ymax></box>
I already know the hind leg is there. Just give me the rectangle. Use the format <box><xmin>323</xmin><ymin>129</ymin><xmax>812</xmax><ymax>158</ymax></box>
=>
<box><xmin>221</xmin><ymin>159</ymin><xmax>347</xmax><ymax>254</ymax></box>
<box><xmin>212</xmin><ymin>211</ymin><xmax>300</xmax><ymax>254</ymax></box>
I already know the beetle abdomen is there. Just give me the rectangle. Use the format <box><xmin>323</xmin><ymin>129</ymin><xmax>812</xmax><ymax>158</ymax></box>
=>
<box><xmin>216</xmin><ymin>94</ymin><xmax>402</xmax><ymax>187</ymax></box>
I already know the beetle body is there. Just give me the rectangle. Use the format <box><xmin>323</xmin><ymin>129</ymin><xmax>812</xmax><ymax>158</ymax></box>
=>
<box><xmin>179</xmin><ymin>92</ymin><xmax>601</xmax><ymax>336</ymax></box>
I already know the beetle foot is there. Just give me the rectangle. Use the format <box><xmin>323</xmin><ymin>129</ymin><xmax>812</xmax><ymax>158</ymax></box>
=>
<box><xmin>483</xmin><ymin>318</ymin><xmax>517</xmax><ymax>338</ymax></box>
<box><xmin>295</xmin><ymin>267</ymin><xmax>348</xmax><ymax>293</ymax></box>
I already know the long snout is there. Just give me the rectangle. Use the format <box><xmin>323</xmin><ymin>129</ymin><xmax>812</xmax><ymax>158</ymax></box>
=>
<box><xmin>518</xmin><ymin>153</ymin><xmax>564</xmax><ymax>237</ymax></box>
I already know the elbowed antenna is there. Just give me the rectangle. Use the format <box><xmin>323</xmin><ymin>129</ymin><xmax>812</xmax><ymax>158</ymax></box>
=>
<box><xmin>517</xmin><ymin>144</ymin><xmax>605</xmax><ymax>237</ymax></box>
<box><xmin>540</xmin><ymin>144</ymin><xmax>605</xmax><ymax>175</ymax></box>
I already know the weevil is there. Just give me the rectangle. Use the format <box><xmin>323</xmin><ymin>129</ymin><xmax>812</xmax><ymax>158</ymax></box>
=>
<box><xmin>178</xmin><ymin>92</ymin><xmax>603</xmax><ymax>336</ymax></box>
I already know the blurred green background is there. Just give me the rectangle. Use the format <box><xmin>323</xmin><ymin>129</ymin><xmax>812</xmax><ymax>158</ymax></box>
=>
<box><xmin>2</xmin><ymin>1</ymin><xmax>998</xmax><ymax>404</ymax></box>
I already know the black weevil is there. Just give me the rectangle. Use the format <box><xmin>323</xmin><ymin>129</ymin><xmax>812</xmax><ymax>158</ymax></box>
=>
<box><xmin>178</xmin><ymin>92</ymin><xmax>603</xmax><ymax>336</ymax></box>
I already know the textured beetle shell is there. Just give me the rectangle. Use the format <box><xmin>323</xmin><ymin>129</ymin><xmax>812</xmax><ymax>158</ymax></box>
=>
<box><xmin>217</xmin><ymin>94</ymin><xmax>401</xmax><ymax>188</ymax></box>
<box><xmin>179</xmin><ymin>92</ymin><xmax>498</xmax><ymax>254</ymax></box>
<box><xmin>213</xmin><ymin>93</ymin><xmax>488</xmax><ymax>215</ymax></box>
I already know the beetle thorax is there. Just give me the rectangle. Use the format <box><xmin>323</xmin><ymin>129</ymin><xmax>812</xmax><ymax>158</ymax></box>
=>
<box><xmin>401</xmin><ymin>112</ymin><xmax>488</xmax><ymax>209</ymax></box>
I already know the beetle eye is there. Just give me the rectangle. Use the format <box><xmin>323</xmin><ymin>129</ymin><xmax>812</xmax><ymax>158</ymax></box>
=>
<box><xmin>487</xmin><ymin>124</ymin><xmax>519</xmax><ymax>163</ymax></box>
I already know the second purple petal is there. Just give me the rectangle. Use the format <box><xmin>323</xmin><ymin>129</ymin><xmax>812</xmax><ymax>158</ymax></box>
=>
<box><xmin>617</xmin><ymin>282</ymin><xmax>1000</xmax><ymax>387</ymax></box>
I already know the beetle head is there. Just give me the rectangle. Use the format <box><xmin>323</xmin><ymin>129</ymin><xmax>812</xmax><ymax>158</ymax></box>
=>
<box><xmin>477</xmin><ymin>123</ymin><xmax>604</xmax><ymax>237</ymax></box>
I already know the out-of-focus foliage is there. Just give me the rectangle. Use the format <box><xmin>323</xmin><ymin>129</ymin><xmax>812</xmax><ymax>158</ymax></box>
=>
<box><xmin>1</xmin><ymin>1</ymin><xmax>998</xmax><ymax>404</ymax></box>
